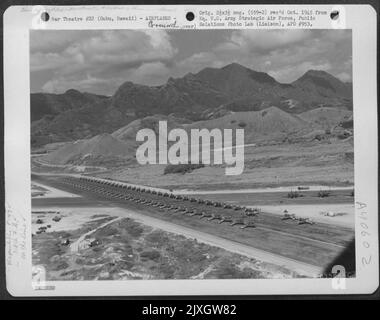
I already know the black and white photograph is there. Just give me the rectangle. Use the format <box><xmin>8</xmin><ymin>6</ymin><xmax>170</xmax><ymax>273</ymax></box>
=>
<box><xmin>30</xmin><ymin>28</ymin><xmax>356</xmax><ymax>281</ymax></box>
<box><xmin>2</xmin><ymin>4</ymin><xmax>378</xmax><ymax>298</ymax></box>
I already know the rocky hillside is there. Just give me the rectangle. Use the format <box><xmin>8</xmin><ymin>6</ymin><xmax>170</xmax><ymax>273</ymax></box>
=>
<box><xmin>184</xmin><ymin>107</ymin><xmax>310</xmax><ymax>144</ymax></box>
<box><xmin>112</xmin><ymin>114</ymin><xmax>189</xmax><ymax>145</ymax></box>
<box><xmin>43</xmin><ymin>133</ymin><xmax>134</xmax><ymax>165</ymax></box>
<box><xmin>109</xmin><ymin>63</ymin><xmax>352</xmax><ymax>117</ymax></box>
<box><xmin>298</xmin><ymin>107</ymin><xmax>353</xmax><ymax>129</ymax></box>
<box><xmin>31</xmin><ymin>63</ymin><xmax>352</xmax><ymax>146</ymax></box>
<box><xmin>31</xmin><ymin>94</ymin><xmax>133</xmax><ymax>147</ymax></box>
<box><xmin>46</xmin><ymin>107</ymin><xmax>353</xmax><ymax>165</ymax></box>
<box><xmin>31</xmin><ymin>89</ymin><xmax>109</xmax><ymax>122</ymax></box>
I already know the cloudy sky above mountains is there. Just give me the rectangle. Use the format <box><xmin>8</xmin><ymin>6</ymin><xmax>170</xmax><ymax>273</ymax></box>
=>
<box><xmin>30</xmin><ymin>29</ymin><xmax>352</xmax><ymax>96</ymax></box>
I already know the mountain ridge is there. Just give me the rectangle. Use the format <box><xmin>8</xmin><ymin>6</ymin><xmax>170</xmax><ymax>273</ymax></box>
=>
<box><xmin>40</xmin><ymin>105</ymin><xmax>353</xmax><ymax>166</ymax></box>
<box><xmin>31</xmin><ymin>63</ymin><xmax>352</xmax><ymax>146</ymax></box>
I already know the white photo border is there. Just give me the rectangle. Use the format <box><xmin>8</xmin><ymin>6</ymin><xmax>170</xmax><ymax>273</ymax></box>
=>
<box><xmin>4</xmin><ymin>4</ymin><xmax>378</xmax><ymax>296</ymax></box>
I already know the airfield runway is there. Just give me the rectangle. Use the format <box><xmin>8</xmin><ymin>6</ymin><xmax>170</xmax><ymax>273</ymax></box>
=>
<box><xmin>32</xmin><ymin>174</ymin><xmax>355</xmax><ymax>277</ymax></box>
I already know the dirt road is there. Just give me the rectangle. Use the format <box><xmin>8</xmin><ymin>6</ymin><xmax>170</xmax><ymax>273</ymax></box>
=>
<box><xmin>70</xmin><ymin>216</ymin><xmax>123</xmax><ymax>253</ymax></box>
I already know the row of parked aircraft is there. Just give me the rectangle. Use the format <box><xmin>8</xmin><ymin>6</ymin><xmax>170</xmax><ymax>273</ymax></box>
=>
<box><xmin>60</xmin><ymin>176</ymin><xmax>259</xmax><ymax>229</ymax></box>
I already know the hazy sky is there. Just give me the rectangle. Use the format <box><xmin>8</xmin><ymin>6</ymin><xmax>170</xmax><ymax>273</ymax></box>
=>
<box><xmin>30</xmin><ymin>29</ymin><xmax>352</xmax><ymax>96</ymax></box>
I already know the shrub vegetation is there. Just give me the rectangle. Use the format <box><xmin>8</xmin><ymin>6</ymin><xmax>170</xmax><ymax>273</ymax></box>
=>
<box><xmin>164</xmin><ymin>163</ymin><xmax>204</xmax><ymax>175</ymax></box>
